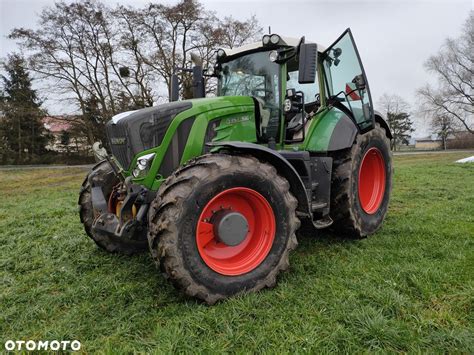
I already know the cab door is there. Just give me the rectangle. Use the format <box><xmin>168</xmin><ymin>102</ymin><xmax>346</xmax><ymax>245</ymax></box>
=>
<box><xmin>322</xmin><ymin>28</ymin><xmax>374</xmax><ymax>131</ymax></box>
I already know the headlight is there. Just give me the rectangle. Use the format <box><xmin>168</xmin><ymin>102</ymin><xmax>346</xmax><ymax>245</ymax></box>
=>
<box><xmin>217</xmin><ymin>48</ymin><xmax>226</xmax><ymax>58</ymax></box>
<box><xmin>262</xmin><ymin>35</ymin><xmax>270</xmax><ymax>45</ymax></box>
<box><xmin>270</xmin><ymin>34</ymin><xmax>280</xmax><ymax>44</ymax></box>
<box><xmin>269</xmin><ymin>50</ymin><xmax>278</xmax><ymax>62</ymax></box>
<box><xmin>132</xmin><ymin>153</ymin><xmax>155</xmax><ymax>178</ymax></box>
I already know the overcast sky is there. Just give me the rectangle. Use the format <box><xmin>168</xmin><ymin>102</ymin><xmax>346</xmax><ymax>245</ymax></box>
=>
<box><xmin>0</xmin><ymin>0</ymin><xmax>471</xmax><ymax>136</ymax></box>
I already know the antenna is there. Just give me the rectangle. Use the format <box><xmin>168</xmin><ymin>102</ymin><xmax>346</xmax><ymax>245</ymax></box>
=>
<box><xmin>268</xmin><ymin>26</ymin><xmax>271</xmax><ymax>34</ymax></box>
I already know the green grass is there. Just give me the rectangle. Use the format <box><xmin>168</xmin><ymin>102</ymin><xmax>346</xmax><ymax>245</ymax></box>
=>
<box><xmin>1</xmin><ymin>152</ymin><xmax>473</xmax><ymax>353</ymax></box>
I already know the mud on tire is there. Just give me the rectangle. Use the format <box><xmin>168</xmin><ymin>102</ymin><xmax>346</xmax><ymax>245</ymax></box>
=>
<box><xmin>78</xmin><ymin>161</ymin><xmax>148</xmax><ymax>255</ymax></box>
<box><xmin>147</xmin><ymin>154</ymin><xmax>300</xmax><ymax>304</ymax></box>
<box><xmin>329</xmin><ymin>123</ymin><xmax>392</xmax><ymax>238</ymax></box>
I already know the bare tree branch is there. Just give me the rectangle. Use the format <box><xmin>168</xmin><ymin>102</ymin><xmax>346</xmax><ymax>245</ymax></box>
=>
<box><xmin>417</xmin><ymin>12</ymin><xmax>473</xmax><ymax>134</ymax></box>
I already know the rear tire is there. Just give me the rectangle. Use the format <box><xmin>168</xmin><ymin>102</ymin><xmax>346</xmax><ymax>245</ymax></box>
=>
<box><xmin>78</xmin><ymin>161</ymin><xmax>148</xmax><ymax>255</ymax></box>
<box><xmin>329</xmin><ymin>123</ymin><xmax>392</xmax><ymax>238</ymax></box>
<box><xmin>147</xmin><ymin>154</ymin><xmax>300</xmax><ymax>304</ymax></box>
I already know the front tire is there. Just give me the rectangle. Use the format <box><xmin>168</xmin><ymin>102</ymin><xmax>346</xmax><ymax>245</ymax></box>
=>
<box><xmin>329</xmin><ymin>123</ymin><xmax>393</xmax><ymax>238</ymax></box>
<box><xmin>147</xmin><ymin>154</ymin><xmax>300</xmax><ymax>304</ymax></box>
<box><xmin>78</xmin><ymin>161</ymin><xmax>148</xmax><ymax>255</ymax></box>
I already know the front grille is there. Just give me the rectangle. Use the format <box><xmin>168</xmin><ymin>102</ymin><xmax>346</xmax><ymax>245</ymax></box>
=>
<box><xmin>105</xmin><ymin>101</ymin><xmax>192</xmax><ymax>170</ymax></box>
<box><xmin>107</xmin><ymin>124</ymin><xmax>131</xmax><ymax>169</ymax></box>
<box><xmin>139</xmin><ymin>113</ymin><xmax>174</xmax><ymax>151</ymax></box>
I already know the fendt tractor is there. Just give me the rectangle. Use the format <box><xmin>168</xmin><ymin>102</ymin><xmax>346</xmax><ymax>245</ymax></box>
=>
<box><xmin>79</xmin><ymin>29</ymin><xmax>393</xmax><ymax>304</ymax></box>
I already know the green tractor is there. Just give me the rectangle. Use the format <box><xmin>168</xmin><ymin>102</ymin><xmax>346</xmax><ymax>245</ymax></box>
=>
<box><xmin>79</xmin><ymin>29</ymin><xmax>393</xmax><ymax>304</ymax></box>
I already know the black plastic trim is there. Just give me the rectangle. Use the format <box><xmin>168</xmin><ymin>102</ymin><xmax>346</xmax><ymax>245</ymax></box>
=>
<box><xmin>158</xmin><ymin>117</ymin><xmax>196</xmax><ymax>178</ymax></box>
<box><xmin>208</xmin><ymin>141</ymin><xmax>311</xmax><ymax>216</ymax></box>
<box><xmin>328</xmin><ymin>115</ymin><xmax>358</xmax><ymax>151</ymax></box>
<box><xmin>374</xmin><ymin>110</ymin><xmax>393</xmax><ymax>139</ymax></box>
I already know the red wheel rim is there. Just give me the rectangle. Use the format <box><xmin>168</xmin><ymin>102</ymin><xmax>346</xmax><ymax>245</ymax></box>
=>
<box><xmin>196</xmin><ymin>187</ymin><xmax>276</xmax><ymax>276</ymax></box>
<box><xmin>358</xmin><ymin>147</ymin><xmax>386</xmax><ymax>214</ymax></box>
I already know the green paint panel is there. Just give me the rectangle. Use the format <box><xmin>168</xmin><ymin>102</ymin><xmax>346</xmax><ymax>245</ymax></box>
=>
<box><xmin>213</xmin><ymin>114</ymin><xmax>256</xmax><ymax>143</ymax></box>
<box><xmin>282</xmin><ymin>108</ymin><xmax>346</xmax><ymax>152</ymax></box>
<box><xmin>303</xmin><ymin>108</ymin><xmax>346</xmax><ymax>152</ymax></box>
<box><xmin>127</xmin><ymin>96</ymin><xmax>255</xmax><ymax>190</ymax></box>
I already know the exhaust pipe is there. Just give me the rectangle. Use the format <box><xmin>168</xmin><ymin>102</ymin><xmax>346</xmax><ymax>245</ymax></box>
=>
<box><xmin>170</xmin><ymin>73</ymin><xmax>179</xmax><ymax>102</ymax></box>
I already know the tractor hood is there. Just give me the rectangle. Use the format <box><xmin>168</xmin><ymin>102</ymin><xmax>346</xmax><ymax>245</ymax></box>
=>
<box><xmin>106</xmin><ymin>96</ymin><xmax>255</xmax><ymax>170</ymax></box>
<box><xmin>106</xmin><ymin>101</ymin><xmax>192</xmax><ymax>169</ymax></box>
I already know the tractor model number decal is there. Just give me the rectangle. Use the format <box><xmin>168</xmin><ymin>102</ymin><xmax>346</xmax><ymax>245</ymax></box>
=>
<box><xmin>227</xmin><ymin>116</ymin><xmax>250</xmax><ymax>125</ymax></box>
<box><xmin>110</xmin><ymin>137</ymin><xmax>126</xmax><ymax>145</ymax></box>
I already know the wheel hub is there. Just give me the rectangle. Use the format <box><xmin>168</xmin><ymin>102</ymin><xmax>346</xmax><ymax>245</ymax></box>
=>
<box><xmin>195</xmin><ymin>187</ymin><xmax>276</xmax><ymax>276</ymax></box>
<box><xmin>212</xmin><ymin>211</ymin><xmax>249</xmax><ymax>246</ymax></box>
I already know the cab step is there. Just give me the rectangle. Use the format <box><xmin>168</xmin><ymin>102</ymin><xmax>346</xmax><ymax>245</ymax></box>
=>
<box><xmin>311</xmin><ymin>201</ymin><xmax>327</xmax><ymax>212</ymax></box>
<box><xmin>312</xmin><ymin>216</ymin><xmax>333</xmax><ymax>229</ymax></box>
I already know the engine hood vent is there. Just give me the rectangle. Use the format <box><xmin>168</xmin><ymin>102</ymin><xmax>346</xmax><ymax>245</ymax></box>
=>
<box><xmin>106</xmin><ymin>101</ymin><xmax>192</xmax><ymax>170</ymax></box>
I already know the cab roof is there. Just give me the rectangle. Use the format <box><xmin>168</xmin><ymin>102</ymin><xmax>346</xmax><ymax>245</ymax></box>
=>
<box><xmin>221</xmin><ymin>36</ymin><xmax>327</xmax><ymax>58</ymax></box>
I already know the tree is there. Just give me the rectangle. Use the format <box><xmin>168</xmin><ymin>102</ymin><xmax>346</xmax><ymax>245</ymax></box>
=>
<box><xmin>215</xmin><ymin>16</ymin><xmax>261</xmax><ymax>49</ymax></box>
<box><xmin>60</xmin><ymin>130</ymin><xmax>71</xmax><ymax>153</ymax></box>
<box><xmin>9</xmin><ymin>0</ymin><xmax>154</xmax><ymax>145</ymax></box>
<box><xmin>378</xmin><ymin>93</ymin><xmax>411</xmax><ymax>117</ymax></box>
<box><xmin>386</xmin><ymin>112</ymin><xmax>414</xmax><ymax>151</ymax></box>
<box><xmin>114</xmin><ymin>1</ymin><xmax>261</xmax><ymax>99</ymax></box>
<box><xmin>431</xmin><ymin>114</ymin><xmax>458</xmax><ymax>150</ymax></box>
<box><xmin>9</xmin><ymin>0</ymin><xmax>262</xmax><ymax>143</ymax></box>
<box><xmin>378</xmin><ymin>93</ymin><xmax>414</xmax><ymax>150</ymax></box>
<box><xmin>0</xmin><ymin>54</ymin><xmax>49</xmax><ymax>163</ymax></box>
<box><xmin>417</xmin><ymin>12</ymin><xmax>473</xmax><ymax>134</ymax></box>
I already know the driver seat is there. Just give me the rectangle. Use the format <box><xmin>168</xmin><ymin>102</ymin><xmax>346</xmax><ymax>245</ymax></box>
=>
<box><xmin>292</xmin><ymin>119</ymin><xmax>311</xmax><ymax>140</ymax></box>
<box><xmin>286</xmin><ymin>113</ymin><xmax>311</xmax><ymax>141</ymax></box>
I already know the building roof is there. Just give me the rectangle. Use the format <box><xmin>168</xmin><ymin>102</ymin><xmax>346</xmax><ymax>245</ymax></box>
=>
<box><xmin>42</xmin><ymin>116</ymin><xmax>72</xmax><ymax>133</ymax></box>
<box><xmin>415</xmin><ymin>138</ymin><xmax>441</xmax><ymax>143</ymax></box>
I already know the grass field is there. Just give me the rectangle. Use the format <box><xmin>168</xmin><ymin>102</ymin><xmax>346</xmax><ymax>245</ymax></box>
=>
<box><xmin>1</xmin><ymin>152</ymin><xmax>473</xmax><ymax>353</ymax></box>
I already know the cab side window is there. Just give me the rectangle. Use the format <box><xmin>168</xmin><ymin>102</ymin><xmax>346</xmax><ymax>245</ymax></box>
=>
<box><xmin>286</xmin><ymin>57</ymin><xmax>319</xmax><ymax>104</ymax></box>
<box><xmin>287</xmin><ymin>71</ymin><xmax>319</xmax><ymax>102</ymax></box>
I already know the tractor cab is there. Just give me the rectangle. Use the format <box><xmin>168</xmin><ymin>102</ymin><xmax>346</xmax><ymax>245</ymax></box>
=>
<box><xmin>213</xmin><ymin>30</ymin><xmax>376</xmax><ymax>147</ymax></box>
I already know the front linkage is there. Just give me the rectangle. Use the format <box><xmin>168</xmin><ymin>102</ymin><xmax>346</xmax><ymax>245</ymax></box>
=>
<box><xmin>79</xmin><ymin>158</ymin><xmax>150</xmax><ymax>255</ymax></box>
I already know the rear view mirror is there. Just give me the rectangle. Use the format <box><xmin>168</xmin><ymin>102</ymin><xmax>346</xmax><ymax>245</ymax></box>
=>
<box><xmin>298</xmin><ymin>43</ymin><xmax>317</xmax><ymax>84</ymax></box>
<box><xmin>352</xmin><ymin>74</ymin><xmax>366</xmax><ymax>90</ymax></box>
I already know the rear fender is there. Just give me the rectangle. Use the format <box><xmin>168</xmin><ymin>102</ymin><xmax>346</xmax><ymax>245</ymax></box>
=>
<box><xmin>304</xmin><ymin>108</ymin><xmax>358</xmax><ymax>152</ymax></box>
<box><xmin>374</xmin><ymin>110</ymin><xmax>393</xmax><ymax>139</ymax></box>
<box><xmin>305</xmin><ymin>108</ymin><xmax>391</xmax><ymax>153</ymax></box>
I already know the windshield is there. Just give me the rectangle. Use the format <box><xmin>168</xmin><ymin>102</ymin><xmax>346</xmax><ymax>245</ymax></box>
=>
<box><xmin>218</xmin><ymin>51</ymin><xmax>280</xmax><ymax>107</ymax></box>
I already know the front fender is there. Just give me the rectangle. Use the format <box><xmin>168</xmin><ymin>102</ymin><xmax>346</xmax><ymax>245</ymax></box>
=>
<box><xmin>208</xmin><ymin>141</ymin><xmax>311</xmax><ymax>216</ymax></box>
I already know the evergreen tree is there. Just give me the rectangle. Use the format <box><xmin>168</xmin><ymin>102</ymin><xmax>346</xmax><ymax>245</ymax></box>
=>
<box><xmin>387</xmin><ymin>112</ymin><xmax>414</xmax><ymax>151</ymax></box>
<box><xmin>0</xmin><ymin>54</ymin><xmax>49</xmax><ymax>163</ymax></box>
